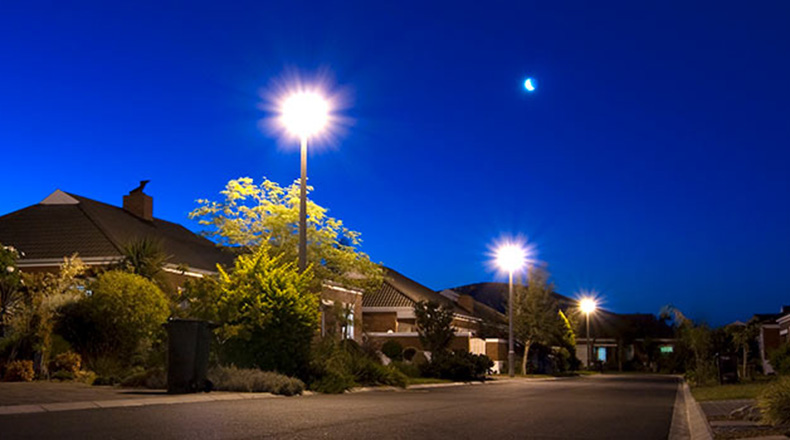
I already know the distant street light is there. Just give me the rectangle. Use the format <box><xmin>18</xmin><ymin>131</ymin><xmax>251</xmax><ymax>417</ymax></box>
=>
<box><xmin>580</xmin><ymin>297</ymin><xmax>597</xmax><ymax>369</ymax></box>
<box><xmin>494</xmin><ymin>242</ymin><xmax>530</xmax><ymax>377</ymax></box>
<box><xmin>279</xmin><ymin>91</ymin><xmax>330</xmax><ymax>272</ymax></box>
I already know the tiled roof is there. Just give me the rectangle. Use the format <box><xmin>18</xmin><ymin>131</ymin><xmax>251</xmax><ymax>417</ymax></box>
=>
<box><xmin>0</xmin><ymin>190</ymin><xmax>235</xmax><ymax>272</ymax></box>
<box><xmin>362</xmin><ymin>268</ymin><xmax>479</xmax><ymax>321</ymax></box>
<box><xmin>362</xmin><ymin>281</ymin><xmax>414</xmax><ymax>307</ymax></box>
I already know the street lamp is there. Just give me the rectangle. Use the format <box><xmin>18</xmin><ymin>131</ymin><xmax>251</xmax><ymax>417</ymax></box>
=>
<box><xmin>279</xmin><ymin>91</ymin><xmax>330</xmax><ymax>272</ymax></box>
<box><xmin>580</xmin><ymin>297</ymin><xmax>597</xmax><ymax>369</ymax></box>
<box><xmin>494</xmin><ymin>242</ymin><xmax>529</xmax><ymax>377</ymax></box>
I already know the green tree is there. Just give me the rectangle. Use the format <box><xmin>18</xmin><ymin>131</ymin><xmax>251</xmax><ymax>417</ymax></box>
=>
<box><xmin>59</xmin><ymin>270</ymin><xmax>169</xmax><ymax>372</ymax></box>
<box><xmin>0</xmin><ymin>245</ymin><xmax>22</xmax><ymax>338</ymax></box>
<box><xmin>730</xmin><ymin>320</ymin><xmax>760</xmax><ymax>380</ymax></box>
<box><xmin>414</xmin><ymin>301</ymin><xmax>455</xmax><ymax>355</ymax></box>
<box><xmin>512</xmin><ymin>267</ymin><xmax>567</xmax><ymax>374</ymax></box>
<box><xmin>184</xmin><ymin>246</ymin><xmax>319</xmax><ymax>377</ymax></box>
<box><xmin>189</xmin><ymin>177</ymin><xmax>382</xmax><ymax>292</ymax></box>
<box><xmin>6</xmin><ymin>255</ymin><xmax>86</xmax><ymax>375</ymax></box>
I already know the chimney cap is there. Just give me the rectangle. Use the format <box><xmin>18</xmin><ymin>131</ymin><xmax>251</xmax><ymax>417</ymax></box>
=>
<box><xmin>130</xmin><ymin>180</ymin><xmax>151</xmax><ymax>194</ymax></box>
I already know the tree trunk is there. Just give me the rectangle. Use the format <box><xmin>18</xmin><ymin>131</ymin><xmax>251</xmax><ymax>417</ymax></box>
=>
<box><xmin>521</xmin><ymin>341</ymin><xmax>531</xmax><ymax>375</ymax></box>
<box><xmin>742</xmin><ymin>346</ymin><xmax>748</xmax><ymax>380</ymax></box>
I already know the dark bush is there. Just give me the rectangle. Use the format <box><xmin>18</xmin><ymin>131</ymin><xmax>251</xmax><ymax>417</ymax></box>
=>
<box><xmin>309</xmin><ymin>338</ymin><xmax>406</xmax><ymax>393</ymax></box>
<box><xmin>421</xmin><ymin>350</ymin><xmax>493</xmax><ymax>382</ymax></box>
<box><xmin>51</xmin><ymin>370</ymin><xmax>75</xmax><ymax>381</ymax></box>
<box><xmin>121</xmin><ymin>368</ymin><xmax>167</xmax><ymax>390</ymax></box>
<box><xmin>402</xmin><ymin>347</ymin><xmax>417</xmax><ymax>362</ymax></box>
<box><xmin>759</xmin><ymin>376</ymin><xmax>790</xmax><ymax>425</ymax></box>
<box><xmin>391</xmin><ymin>361</ymin><xmax>421</xmax><ymax>378</ymax></box>
<box><xmin>381</xmin><ymin>341</ymin><xmax>403</xmax><ymax>361</ymax></box>
<box><xmin>768</xmin><ymin>345</ymin><xmax>790</xmax><ymax>376</ymax></box>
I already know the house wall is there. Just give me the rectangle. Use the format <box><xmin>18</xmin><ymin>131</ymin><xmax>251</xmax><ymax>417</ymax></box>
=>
<box><xmin>366</xmin><ymin>333</ymin><xmax>476</xmax><ymax>352</ymax></box>
<box><xmin>321</xmin><ymin>284</ymin><xmax>363</xmax><ymax>342</ymax></box>
<box><xmin>363</xmin><ymin>312</ymin><xmax>398</xmax><ymax>333</ymax></box>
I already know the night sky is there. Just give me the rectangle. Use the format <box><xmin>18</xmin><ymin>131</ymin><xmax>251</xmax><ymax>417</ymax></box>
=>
<box><xmin>1</xmin><ymin>1</ymin><xmax>788</xmax><ymax>325</ymax></box>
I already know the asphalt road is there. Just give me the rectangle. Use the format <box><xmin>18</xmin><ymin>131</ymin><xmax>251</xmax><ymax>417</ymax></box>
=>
<box><xmin>0</xmin><ymin>374</ymin><xmax>680</xmax><ymax>440</ymax></box>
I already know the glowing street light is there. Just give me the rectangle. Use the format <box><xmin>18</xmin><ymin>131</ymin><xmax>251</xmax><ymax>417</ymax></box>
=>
<box><xmin>494</xmin><ymin>241</ymin><xmax>531</xmax><ymax>377</ymax></box>
<box><xmin>580</xmin><ymin>297</ymin><xmax>598</xmax><ymax>369</ymax></box>
<box><xmin>278</xmin><ymin>91</ymin><xmax>331</xmax><ymax>272</ymax></box>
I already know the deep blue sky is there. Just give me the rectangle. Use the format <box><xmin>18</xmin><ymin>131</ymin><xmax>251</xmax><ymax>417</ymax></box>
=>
<box><xmin>1</xmin><ymin>1</ymin><xmax>788</xmax><ymax>325</ymax></box>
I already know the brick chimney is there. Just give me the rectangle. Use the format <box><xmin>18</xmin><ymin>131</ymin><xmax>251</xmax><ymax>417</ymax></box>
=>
<box><xmin>123</xmin><ymin>180</ymin><xmax>153</xmax><ymax>221</ymax></box>
<box><xmin>457</xmin><ymin>294</ymin><xmax>475</xmax><ymax>314</ymax></box>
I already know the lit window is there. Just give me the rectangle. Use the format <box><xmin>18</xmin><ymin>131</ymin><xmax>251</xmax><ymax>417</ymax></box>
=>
<box><xmin>660</xmin><ymin>346</ymin><xmax>674</xmax><ymax>354</ymax></box>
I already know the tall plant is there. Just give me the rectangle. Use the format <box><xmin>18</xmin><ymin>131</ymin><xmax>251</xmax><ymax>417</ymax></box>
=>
<box><xmin>414</xmin><ymin>301</ymin><xmax>455</xmax><ymax>355</ymax></box>
<box><xmin>512</xmin><ymin>267</ymin><xmax>567</xmax><ymax>374</ymax></box>
<box><xmin>189</xmin><ymin>177</ymin><xmax>382</xmax><ymax>292</ymax></box>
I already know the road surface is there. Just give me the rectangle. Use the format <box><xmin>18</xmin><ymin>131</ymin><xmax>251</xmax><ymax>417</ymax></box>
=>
<box><xmin>0</xmin><ymin>374</ymin><xmax>680</xmax><ymax>439</ymax></box>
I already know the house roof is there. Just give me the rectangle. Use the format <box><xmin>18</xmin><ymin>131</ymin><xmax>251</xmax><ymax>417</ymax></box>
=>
<box><xmin>363</xmin><ymin>268</ymin><xmax>482</xmax><ymax>321</ymax></box>
<box><xmin>447</xmin><ymin>281</ymin><xmax>674</xmax><ymax>340</ymax></box>
<box><xmin>0</xmin><ymin>189</ymin><xmax>234</xmax><ymax>272</ymax></box>
<box><xmin>447</xmin><ymin>282</ymin><xmax>578</xmax><ymax>313</ymax></box>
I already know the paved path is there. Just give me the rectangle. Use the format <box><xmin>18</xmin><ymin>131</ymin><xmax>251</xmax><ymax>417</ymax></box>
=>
<box><xmin>0</xmin><ymin>374</ymin><xmax>680</xmax><ymax>440</ymax></box>
<box><xmin>0</xmin><ymin>382</ymin><xmax>146</xmax><ymax>406</ymax></box>
<box><xmin>699</xmin><ymin>398</ymin><xmax>754</xmax><ymax>417</ymax></box>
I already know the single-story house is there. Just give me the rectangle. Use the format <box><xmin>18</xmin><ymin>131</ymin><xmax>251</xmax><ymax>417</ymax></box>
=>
<box><xmin>0</xmin><ymin>183</ymin><xmax>362</xmax><ymax>343</ymax></box>
<box><xmin>363</xmin><ymin>268</ymin><xmax>510</xmax><ymax>372</ymax></box>
<box><xmin>0</xmin><ymin>182</ymin><xmax>235</xmax><ymax>288</ymax></box>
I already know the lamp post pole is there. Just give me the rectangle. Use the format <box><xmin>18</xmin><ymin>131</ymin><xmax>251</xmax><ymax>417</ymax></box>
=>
<box><xmin>298</xmin><ymin>136</ymin><xmax>308</xmax><ymax>273</ymax></box>
<box><xmin>508</xmin><ymin>270</ymin><xmax>515</xmax><ymax>377</ymax></box>
<box><xmin>586</xmin><ymin>311</ymin><xmax>591</xmax><ymax>369</ymax></box>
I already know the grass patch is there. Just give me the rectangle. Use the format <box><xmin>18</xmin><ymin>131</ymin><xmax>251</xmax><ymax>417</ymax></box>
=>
<box><xmin>691</xmin><ymin>380</ymin><xmax>773</xmax><ymax>402</ymax></box>
<box><xmin>406</xmin><ymin>377</ymin><xmax>453</xmax><ymax>386</ymax></box>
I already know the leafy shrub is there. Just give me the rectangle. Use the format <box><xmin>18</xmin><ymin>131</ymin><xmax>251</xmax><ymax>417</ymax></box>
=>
<box><xmin>309</xmin><ymin>339</ymin><xmax>406</xmax><ymax>393</ymax></box>
<box><xmin>121</xmin><ymin>368</ymin><xmax>167</xmax><ymax>390</ymax></box>
<box><xmin>381</xmin><ymin>341</ymin><xmax>403</xmax><ymax>362</ymax></box>
<box><xmin>421</xmin><ymin>350</ymin><xmax>493</xmax><ymax>382</ymax></box>
<box><xmin>402</xmin><ymin>347</ymin><xmax>417</xmax><ymax>362</ymax></box>
<box><xmin>58</xmin><ymin>271</ymin><xmax>169</xmax><ymax>374</ymax></box>
<box><xmin>208</xmin><ymin>365</ymin><xmax>305</xmax><ymax>396</ymax></box>
<box><xmin>768</xmin><ymin>345</ymin><xmax>790</xmax><ymax>376</ymax></box>
<box><xmin>759</xmin><ymin>376</ymin><xmax>790</xmax><ymax>425</ymax></box>
<box><xmin>75</xmin><ymin>370</ymin><xmax>96</xmax><ymax>385</ymax></box>
<box><xmin>93</xmin><ymin>375</ymin><xmax>122</xmax><ymax>386</ymax></box>
<box><xmin>391</xmin><ymin>361</ymin><xmax>421</xmax><ymax>378</ymax></box>
<box><xmin>184</xmin><ymin>249</ymin><xmax>319</xmax><ymax>377</ymax></box>
<box><xmin>4</xmin><ymin>360</ymin><xmax>35</xmax><ymax>382</ymax></box>
<box><xmin>50</xmin><ymin>351</ymin><xmax>82</xmax><ymax>374</ymax></box>
<box><xmin>51</xmin><ymin>370</ymin><xmax>75</xmax><ymax>381</ymax></box>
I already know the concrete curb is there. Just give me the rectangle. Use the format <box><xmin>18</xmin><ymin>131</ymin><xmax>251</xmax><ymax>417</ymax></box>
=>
<box><xmin>683</xmin><ymin>382</ymin><xmax>714</xmax><ymax>440</ymax></box>
<box><xmin>0</xmin><ymin>391</ymin><xmax>282</xmax><ymax>417</ymax></box>
<box><xmin>349</xmin><ymin>376</ymin><xmax>557</xmax><ymax>393</ymax></box>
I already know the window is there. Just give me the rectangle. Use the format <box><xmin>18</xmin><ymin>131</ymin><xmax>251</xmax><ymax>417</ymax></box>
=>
<box><xmin>597</xmin><ymin>347</ymin><xmax>607</xmax><ymax>362</ymax></box>
<box><xmin>660</xmin><ymin>345</ymin><xmax>674</xmax><ymax>354</ymax></box>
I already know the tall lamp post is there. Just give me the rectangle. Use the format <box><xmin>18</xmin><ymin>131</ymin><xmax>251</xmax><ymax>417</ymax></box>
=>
<box><xmin>279</xmin><ymin>92</ymin><xmax>330</xmax><ymax>272</ymax></box>
<box><xmin>495</xmin><ymin>243</ymin><xmax>529</xmax><ymax>377</ymax></box>
<box><xmin>580</xmin><ymin>298</ymin><xmax>597</xmax><ymax>369</ymax></box>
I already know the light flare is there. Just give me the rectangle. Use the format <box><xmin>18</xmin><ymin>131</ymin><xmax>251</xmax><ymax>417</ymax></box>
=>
<box><xmin>487</xmin><ymin>235</ymin><xmax>537</xmax><ymax>276</ymax></box>
<box><xmin>259</xmin><ymin>68</ymin><xmax>352</xmax><ymax>150</ymax></box>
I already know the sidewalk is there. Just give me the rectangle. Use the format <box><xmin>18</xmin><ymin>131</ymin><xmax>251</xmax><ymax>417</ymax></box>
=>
<box><xmin>0</xmin><ymin>382</ymin><xmax>282</xmax><ymax>416</ymax></box>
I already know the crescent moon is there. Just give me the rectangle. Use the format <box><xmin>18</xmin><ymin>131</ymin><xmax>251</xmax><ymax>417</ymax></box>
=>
<box><xmin>524</xmin><ymin>78</ymin><xmax>536</xmax><ymax>92</ymax></box>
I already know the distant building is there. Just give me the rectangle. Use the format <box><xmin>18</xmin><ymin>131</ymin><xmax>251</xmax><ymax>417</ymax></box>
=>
<box><xmin>447</xmin><ymin>282</ymin><xmax>676</xmax><ymax>371</ymax></box>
